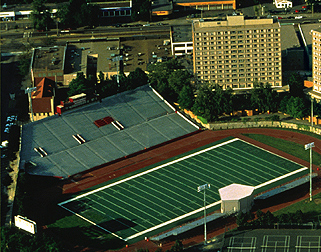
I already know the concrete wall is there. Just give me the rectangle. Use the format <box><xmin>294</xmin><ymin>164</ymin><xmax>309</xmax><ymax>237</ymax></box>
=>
<box><xmin>205</xmin><ymin>120</ymin><xmax>321</xmax><ymax>135</ymax></box>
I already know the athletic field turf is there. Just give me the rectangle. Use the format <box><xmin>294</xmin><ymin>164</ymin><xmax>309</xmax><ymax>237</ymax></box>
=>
<box><xmin>58</xmin><ymin>137</ymin><xmax>309</xmax><ymax>242</ymax></box>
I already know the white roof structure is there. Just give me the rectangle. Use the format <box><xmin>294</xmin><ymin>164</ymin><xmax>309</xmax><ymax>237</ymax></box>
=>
<box><xmin>219</xmin><ymin>183</ymin><xmax>255</xmax><ymax>201</ymax></box>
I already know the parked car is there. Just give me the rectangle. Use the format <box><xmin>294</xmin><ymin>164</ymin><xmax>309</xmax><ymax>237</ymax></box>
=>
<box><xmin>295</xmin><ymin>15</ymin><xmax>303</xmax><ymax>19</ymax></box>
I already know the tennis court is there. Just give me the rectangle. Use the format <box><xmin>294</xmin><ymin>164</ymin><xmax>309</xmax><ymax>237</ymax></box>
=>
<box><xmin>58</xmin><ymin>137</ymin><xmax>309</xmax><ymax>242</ymax></box>
<box><xmin>224</xmin><ymin>229</ymin><xmax>321</xmax><ymax>252</ymax></box>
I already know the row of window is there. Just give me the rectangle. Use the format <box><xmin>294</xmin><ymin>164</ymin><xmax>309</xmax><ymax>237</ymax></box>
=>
<box><xmin>195</xmin><ymin>29</ymin><xmax>280</xmax><ymax>36</ymax></box>
<box><xmin>197</xmin><ymin>66</ymin><xmax>280</xmax><ymax>71</ymax></box>
<box><xmin>196</xmin><ymin>60</ymin><xmax>279</xmax><ymax>65</ymax></box>
<box><xmin>195</xmin><ymin>37</ymin><xmax>280</xmax><ymax>43</ymax></box>
<box><xmin>197</xmin><ymin>75</ymin><xmax>281</xmax><ymax>82</ymax></box>
<box><xmin>196</xmin><ymin>42</ymin><xmax>280</xmax><ymax>48</ymax></box>
<box><xmin>196</xmin><ymin>53</ymin><xmax>281</xmax><ymax>59</ymax></box>
<box><xmin>196</xmin><ymin>48</ymin><xmax>279</xmax><ymax>54</ymax></box>
<box><xmin>197</xmin><ymin>71</ymin><xmax>280</xmax><ymax>76</ymax></box>
<box><xmin>195</xmin><ymin>34</ymin><xmax>279</xmax><ymax>41</ymax></box>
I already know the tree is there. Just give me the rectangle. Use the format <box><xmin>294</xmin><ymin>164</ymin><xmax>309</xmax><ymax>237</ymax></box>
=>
<box><xmin>251</xmin><ymin>82</ymin><xmax>278</xmax><ymax>113</ymax></box>
<box><xmin>192</xmin><ymin>84</ymin><xmax>233</xmax><ymax>122</ymax></box>
<box><xmin>148</xmin><ymin>59</ymin><xmax>183</xmax><ymax>99</ymax></box>
<box><xmin>31</xmin><ymin>0</ymin><xmax>52</xmax><ymax>31</ymax></box>
<box><xmin>170</xmin><ymin>240</ymin><xmax>184</xmax><ymax>252</ymax></box>
<box><xmin>68</xmin><ymin>72</ymin><xmax>94</xmax><ymax>97</ymax></box>
<box><xmin>131</xmin><ymin>0</ymin><xmax>150</xmax><ymax>21</ymax></box>
<box><xmin>192</xmin><ymin>85</ymin><xmax>217</xmax><ymax>122</ymax></box>
<box><xmin>125</xmin><ymin>67</ymin><xmax>148</xmax><ymax>90</ymax></box>
<box><xmin>57</xmin><ymin>0</ymin><xmax>100</xmax><ymax>29</ymax></box>
<box><xmin>17</xmin><ymin>52</ymin><xmax>32</xmax><ymax>77</ymax></box>
<box><xmin>286</xmin><ymin>96</ymin><xmax>307</xmax><ymax>119</ymax></box>
<box><xmin>168</xmin><ymin>69</ymin><xmax>192</xmax><ymax>95</ymax></box>
<box><xmin>1</xmin><ymin>226</ymin><xmax>61</xmax><ymax>252</ymax></box>
<box><xmin>287</xmin><ymin>73</ymin><xmax>304</xmax><ymax>98</ymax></box>
<box><xmin>178</xmin><ymin>85</ymin><xmax>194</xmax><ymax>110</ymax></box>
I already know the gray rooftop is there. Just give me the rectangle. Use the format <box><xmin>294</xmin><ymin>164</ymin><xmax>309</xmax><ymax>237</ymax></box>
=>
<box><xmin>300</xmin><ymin>23</ymin><xmax>321</xmax><ymax>49</ymax></box>
<box><xmin>280</xmin><ymin>24</ymin><xmax>301</xmax><ymax>51</ymax></box>
<box><xmin>20</xmin><ymin>85</ymin><xmax>199</xmax><ymax>178</ymax></box>
<box><xmin>172</xmin><ymin>25</ymin><xmax>193</xmax><ymax>43</ymax></box>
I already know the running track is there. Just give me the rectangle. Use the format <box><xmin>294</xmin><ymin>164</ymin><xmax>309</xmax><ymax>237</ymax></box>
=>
<box><xmin>58</xmin><ymin>128</ymin><xmax>321</xmax><ymax>252</ymax></box>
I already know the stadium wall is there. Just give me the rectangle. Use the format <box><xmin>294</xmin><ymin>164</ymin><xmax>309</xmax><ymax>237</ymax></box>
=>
<box><xmin>205</xmin><ymin>121</ymin><xmax>321</xmax><ymax>135</ymax></box>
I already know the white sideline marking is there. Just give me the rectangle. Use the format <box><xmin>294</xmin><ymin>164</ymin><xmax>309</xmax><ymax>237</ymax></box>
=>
<box><xmin>124</xmin><ymin>200</ymin><xmax>222</xmax><ymax>241</ymax></box>
<box><xmin>58</xmin><ymin>138</ymin><xmax>239</xmax><ymax>205</ymax></box>
<box><xmin>58</xmin><ymin>137</ymin><xmax>308</xmax><ymax>241</ymax></box>
<box><xmin>150</xmin><ymin>86</ymin><xmax>176</xmax><ymax>111</ymax></box>
<box><xmin>176</xmin><ymin>111</ymin><xmax>200</xmax><ymax>129</ymax></box>
<box><xmin>254</xmin><ymin>167</ymin><xmax>308</xmax><ymax>190</ymax></box>
<box><xmin>59</xmin><ymin>204</ymin><xmax>124</xmax><ymax>240</ymax></box>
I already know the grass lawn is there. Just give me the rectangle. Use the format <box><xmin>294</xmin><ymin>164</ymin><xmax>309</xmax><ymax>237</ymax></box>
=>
<box><xmin>48</xmin><ymin>212</ymin><xmax>126</xmax><ymax>250</ymax></box>
<box><xmin>273</xmin><ymin>192</ymin><xmax>321</xmax><ymax>221</ymax></box>
<box><xmin>243</xmin><ymin>133</ymin><xmax>321</xmax><ymax>166</ymax></box>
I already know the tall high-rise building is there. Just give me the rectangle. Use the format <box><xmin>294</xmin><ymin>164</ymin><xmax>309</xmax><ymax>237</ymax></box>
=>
<box><xmin>192</xmin><ymin>15</ymin><xmax>282</xmax><ymax>90</ymax></box>
<box><xmin>312</xmin><ymin>28</ymin><xmax>321</xmax><ymax>94</ymax></box>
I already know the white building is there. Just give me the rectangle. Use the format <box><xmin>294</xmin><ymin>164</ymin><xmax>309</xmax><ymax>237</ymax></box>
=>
<box><xmin>274</xmin><ymin>0</ymin><xmax>292</xmax><ymax>9</ymax></box>
<box><xmin>219</xmin><ymin>183</ymin><xmax>255</xmax><ymax>214</ymax></box>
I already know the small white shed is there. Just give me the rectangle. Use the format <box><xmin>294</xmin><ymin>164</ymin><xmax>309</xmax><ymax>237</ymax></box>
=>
<box><xmin>274</xmin><ymin>0</ymin><xmax>292</xmax><ymax>9</ymax></box>
<box><xmin>219</xmin><ymin>184</ymin><xmax>255</xmax><ymax>214</ymax></box>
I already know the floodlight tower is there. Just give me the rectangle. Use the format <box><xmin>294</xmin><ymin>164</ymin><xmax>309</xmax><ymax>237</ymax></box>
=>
<box><xmin>25</xmin><ymin>87</ymin><xmax>37</xmax><ymax>122</ymax></box>
<box><xmin>197</xmin><ymin>183</ymin><xmax>210</xmax><ymax>244</ymax></box>
<box><xmin>305</xmin><ymin>142</ymin><xmax>315</xmax><ymax>201</ymax></box>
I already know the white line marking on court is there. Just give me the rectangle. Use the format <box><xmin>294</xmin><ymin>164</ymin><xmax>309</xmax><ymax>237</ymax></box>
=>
<box><xmin>59</xmin><ymin>204</ymin><xmax>124</xmax><ymax>240</ymax></box>
<box><xmin>124</xmin><ymin>200</ymin><xmax>222</xmax><ymax>241</ymax></box>
<box><xmin>254</xmin><ymin>167</ymin><xmax>308</xmax><ymax>190</ymax></box>
<box><xmin>58</xmin><ymin>138</ymin><xmax>239</xmax><ymax>205</ymax></box>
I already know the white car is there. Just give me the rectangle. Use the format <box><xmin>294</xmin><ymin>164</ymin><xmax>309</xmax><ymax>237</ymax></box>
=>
<box><xmin>295</xmin><ymin>15</ymin><xmax>303</xmax><ymax>19</ymax></box>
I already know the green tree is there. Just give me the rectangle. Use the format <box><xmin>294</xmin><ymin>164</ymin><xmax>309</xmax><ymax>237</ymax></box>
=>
<box><xmin>178</xmin><ymin>85</ymin><xmax>194</xmax><ymax>110</ymax></box>
<box><xmin>170</xmin><ymin>240</ymin><xmax>184</xmax><ymax>252</ymax></box>
<box><xmin>100</xmin><ymin>77</ymin><xmax>118</xmax><ymax>97</ymax></box>
<box><xmin>57</xmin><ymin>0</ymin><xmax>100</xmax><ymax>29</ymax></box>
<box><xmin>56</xmin><ymin>4</ymin><xmax>72</xmax><ymax>29</ymax></box>
<box><xmin>148</xmin><ymin>59</ymin><xmax>183</xmax><ymax>99</ymax></box>
<box><xmin>31</xmin><ymin>0</ymin><xmax>52</xmax><ymax>31</ymax></box>
<box><xmin>126</xmin><ymin>67</ymin><xmax>148</xmax><ymax>90</ymax></box>
<box><xmin>192</xmin><ymin>84</ymin><xmax>232</xmax><ymax>121</ymax></box>
<box><xmin>131</xmin><ymin>0</ymin><xmax>150</xmax><ymax>21</ymax></box>
<box><xmin>17</xmin><ymin>52</ymin><xmax>32</xmax><ymax>77</ymax></box>
<box><xmin>168</xmin><ymin>69</ymin><xmax>192</xmax><ymax>95</ymax></box>
<box><xmin>1</xmin><ymin>226</ymin><xmax>61</xmax><ymax>252</ymax></box>
<box><xmin>287</xmin><ymin>73</ymin><xmax>304</xmax><ymax>98</ymax></box>
<box><xmin>286</xmin><ymin>96</ymin><xmax>307</xmax><ymax>119</ymax></box>
<box><xmin>68</xmin><ymin>72</ymin><xmax>94</xmax><ymax>97</ymax></box>
<box><xmin>251</xmin><ymin>82</ymin><xmax>278</xmax><ymax>113</ymax></box>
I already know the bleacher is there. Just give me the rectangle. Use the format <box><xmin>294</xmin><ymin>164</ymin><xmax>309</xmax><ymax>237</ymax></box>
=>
<box><xmin>20</xmin><ymin>85</ymin><xmax>199</xmax><ymax>178</ymax></box>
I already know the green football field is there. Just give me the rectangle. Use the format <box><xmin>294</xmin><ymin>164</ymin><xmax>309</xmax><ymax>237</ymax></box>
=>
<box><xmin>58</xmin><ymin>137</ymin><xmax>308</xmax><ymax>242</ymax></box>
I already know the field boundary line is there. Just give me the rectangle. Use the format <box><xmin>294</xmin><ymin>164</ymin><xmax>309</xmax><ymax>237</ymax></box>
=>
<box><xmin>124</xmin><ymin>200</ymin><xmax>222</xmax><ymax>241</ymax></box>
<box><xmin>59</xmin><ymin>138</ymin><xmax>239</xmax><ymax>205</ymax></box>
<box><xmin>59</xmin><ymin>204</ymin><xmax>124</xmax><ymax>240</ymax></box>
<box><xmin>254</xmin><ymin>167</ymin><xmax>308</xmax><ymax>190</ymax></box>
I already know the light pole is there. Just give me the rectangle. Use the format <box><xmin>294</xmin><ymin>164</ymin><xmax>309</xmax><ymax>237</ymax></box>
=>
<box><xmin>25</xmin><ymin>87</ymin><xmax>37</xmax><ymax>122</ymax></box>
<box><xmin>112</xmin><ymin>55</ymin><xmax>123</xmax><ymax>87</ymax></box>
<box><xmin>197</xmin><ymin>183</ymin><xmax>210</xmax><ymax>244</ymax></box>
<box><xmin>305</xmin><ymin>142</ymin><xmax>314</xmax><ymax>202</ymax></box>
<box><xmin>311</xmin><ymin>98</ymin><xmax>314</xmax><ymax>127</ymax></box>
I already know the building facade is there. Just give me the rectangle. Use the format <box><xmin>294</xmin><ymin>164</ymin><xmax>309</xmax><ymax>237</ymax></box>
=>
<box><xmin>192</xmin><ymin>15</ymin><xmax>282</xmax><ymax>90</ymax></box>
<box><xmin>312</xmin><ymin>28</ymin><xmax>321</xmax><ymax>95</ymax></box>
